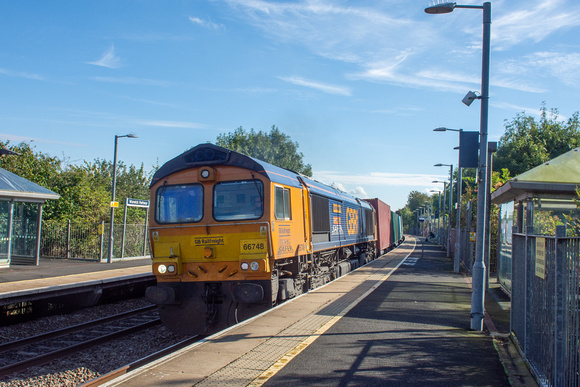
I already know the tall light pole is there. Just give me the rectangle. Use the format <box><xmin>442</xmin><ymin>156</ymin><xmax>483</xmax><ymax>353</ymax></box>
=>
<box><xmin>434</xmin><ymin>163</ymin><xmax>453</xmax><ymax>258</ymax></box>
<box><xmin>432</xmin><ymin>180</ymin><xmax>447</xmax><ymax>243</ymax></box>
<box><xmin>426</xmin><ymin>1</ymin><xmax>491</xmax><ymax>331</ymax></box>
<box><xmin>434</xmin><ymin>127</ymin><xmax>466</xmax><ymax>273</ymax></box>
<box><xmin>107</xmin><ymin>133</ymin><xmax>138</xmax><ymax>263</ymax></box>
<box><xmin>430</xmin><ymin>190</ymin><xmax>442</xmax><ymax>243</ymax></box>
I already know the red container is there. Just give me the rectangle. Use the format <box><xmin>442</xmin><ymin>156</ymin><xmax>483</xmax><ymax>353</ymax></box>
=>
<box><xmin>364</xmin><ymin>198</ymin><xmax>392</xmax><ymax>255</ymax></box>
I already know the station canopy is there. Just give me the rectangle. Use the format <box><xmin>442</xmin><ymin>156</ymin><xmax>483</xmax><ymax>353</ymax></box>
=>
<box><xmin>0</xmin><ymin>168</ymin><xmax>60</xmax><ymax>202</ymax></box>
<box><xmin>492</xmin><ymin>148</ymin><xmax>580</xmax><ymax>205</ymax></box>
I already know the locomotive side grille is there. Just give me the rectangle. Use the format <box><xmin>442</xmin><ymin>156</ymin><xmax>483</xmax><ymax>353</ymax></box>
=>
<box><xmin>311</xmin><ymin>195</ymin><xmax>330</xmax><ymax>233</ymax></box>
<box><xmin>364</xmin><ymin>208</ymin><xmax>374</xmax><ymax>237</ymax></box>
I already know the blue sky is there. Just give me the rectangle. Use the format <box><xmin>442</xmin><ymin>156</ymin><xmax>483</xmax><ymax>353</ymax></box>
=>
<box><xmin>2</xmin><ymin>0</ymin><xmax>580</xmax><ymax>210</ymax></box>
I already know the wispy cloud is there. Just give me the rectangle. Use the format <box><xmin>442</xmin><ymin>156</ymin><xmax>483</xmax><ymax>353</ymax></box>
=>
<box><xmin>278</xmin><ymin>76</ymin><xmax>351</xmax><ymax>96</ymax></box>
<box><xmin>189</xmin><ymin>16</ymin><xmax>224</xmax><ymax>30</ymax></box>
<box><xmin>492</xmin><ymin>0</ymin><xmax>580</xmax><ymax>50</ymax></box>
<box><xmin>87</xmin><ymin>44</ymin><xmax>123</xmax><ymax>68</ymax></box>
<box><xmin>0</xmin><ymin>68</ymin><xmax>44</xmax><ymax>80</ymax></box>
<box><xmin>313</xmin><ymin>170</ymin><xmax>447</xmax><ymax>188</ymax></box>
<box><xmin>137</xmin><ymin>120</ymin><xmax>206</xmax><ymax>129</ymax></box>
<box><xmin>498</xmin><ymin>50</ymin><xmax>580</xmax><ymax>88</ymax></box>
<box><xmin>0</xmin><ymin>133</ymin><xmax>84</xmax><ymax>146</ymax></box>
<box><xmin>91</xmin><ymin>76</ymin><xmax>172</xmax><ymax>87</ymax></box>
<box><xmin>224</xmin><ymin>0</ymin><xmax>423</xmax><ymax>64</ymax></box>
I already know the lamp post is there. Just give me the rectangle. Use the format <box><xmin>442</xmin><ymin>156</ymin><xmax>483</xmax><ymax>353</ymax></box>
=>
<box><xmin>430</xmin><ymin>190</ymin><xmax>442</xmax><ymax>243</ymax></box>
<box><xmin>424</xmin><ymin>201</ymin><xmax>432</xmax><ymax>237</ymax></box>
<box><xmin>434</xmin><ymin>127</ymin><xmax>464</xmax><ymax>273</ymax></box>
<box><xmin>432</xmin><ymin>180</ymin><xmax>447</xmax><ymax>244</ymax></box>
<box><xmin>426</xmin><ymin>1</ymin><xmax>491</xmax><ymax>331</ymax></box>
<box><xmin>107</xmin><ymin>134</ymin><xmax>138</xmax><ymax>263</ymax></box>
<box><xmin>434</xmin><ymin>163</ymin><xmax>453</xmax><ymax>258</ymax></box>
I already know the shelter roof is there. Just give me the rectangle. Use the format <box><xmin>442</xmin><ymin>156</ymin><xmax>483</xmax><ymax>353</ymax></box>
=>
<box><xmin>491</xmin><ymin>148</ymin><xmax>580</xmax><ymax>204</ymax></box>
<box><xmin>0</xmin><ymin>168</ymin><xmax>60</xmax><ymax>202</ymax></box>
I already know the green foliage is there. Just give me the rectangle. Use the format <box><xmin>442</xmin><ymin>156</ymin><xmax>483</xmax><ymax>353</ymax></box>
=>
<box><xmin>0</xmin><ymin>141</ymin><xmax>150</xmax><ymax>224</ymax></box>
<box><xmin>397</xmin><ymin>206</ymin><xmax>414</xmax><ymax>234</ymax></box>
<box><xmin>405</xmin><ymin>190</ymin><xmax>430</xmax><ymax>212</ymax></box>
<box><xmin>495</xmin><ymin>103</ymin><xmax>580</xmax><ymax>176</ymax></box>
<box><xmin>215</xmin><ymin>126</ymin><xmax>313</xmax><ymax>177</ymax></box>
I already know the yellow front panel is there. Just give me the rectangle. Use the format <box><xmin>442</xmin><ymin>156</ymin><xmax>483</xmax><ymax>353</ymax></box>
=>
<box><xmin>153</xmin><ymin>231</ymin><xmax>268</xmax><ymax>263</ymax></box>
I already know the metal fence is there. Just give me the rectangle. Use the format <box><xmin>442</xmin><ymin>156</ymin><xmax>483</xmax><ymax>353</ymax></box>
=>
<box><xmin>40</xmin><ymin>220</ymin><xmax>149</xmax><ymax>261</ymax></box>
<box><xmin>511</xmin><ymin>226</ymin><xmax>580</xmax><ymax>386</ymax></box>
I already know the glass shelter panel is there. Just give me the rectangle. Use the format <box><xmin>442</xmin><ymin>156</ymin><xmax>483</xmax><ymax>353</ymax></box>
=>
<box><xmin>498</xmin><ymin>202</ymin><xmax>514</xmax><ymax>292</ymax></box>
<box><xmin>532</xmin><ymin>198</ymin><xmax>580</xmax><ymax>237</ymax></box>
<box><xmin>12</xmin><ymin>202</ymin><xmax>39</xmax><ymax>258</ymax></box>
<box><xmin>0</xmin><ymin>201</ymin><xmax>9</xmax><ymax>262</ymax></box>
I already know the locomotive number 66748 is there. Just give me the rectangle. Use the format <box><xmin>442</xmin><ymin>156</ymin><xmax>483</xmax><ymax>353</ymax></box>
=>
<box><xmin>145</xmin><ymin>143</ymin><xmax>403</xmax><ymax>335</ymax></box>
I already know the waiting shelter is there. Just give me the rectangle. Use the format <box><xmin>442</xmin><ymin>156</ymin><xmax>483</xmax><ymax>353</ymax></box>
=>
<box><xmin>491</xmin><ymin>147</ymin><xmax>580</xmax><ymax>292</ymax></box>
<box><xmin>0</xmin><ymin>168</ymin><xmax>60</xmax><ymax>267</ymax></box>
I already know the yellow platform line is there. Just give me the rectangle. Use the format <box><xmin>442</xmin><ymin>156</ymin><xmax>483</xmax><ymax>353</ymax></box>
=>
<box><xmin>247</xmin><ymin>237</ymin><xmax>417</xmax><ymax>386</ymax></box>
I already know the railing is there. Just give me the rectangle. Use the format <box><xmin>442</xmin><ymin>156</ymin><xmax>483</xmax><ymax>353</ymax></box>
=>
<box><xmin>511</xmin><ymin>226</ymin><xmax>580</xmax><ymax>386</ymax></box>
<box><xmin>40</xmin><ymin>220</ymin><xmax>149</xmax><ymax>261</ymax></box>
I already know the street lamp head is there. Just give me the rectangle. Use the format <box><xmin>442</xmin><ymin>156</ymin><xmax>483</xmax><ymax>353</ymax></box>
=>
<box><xmin>425</xmin><ymin>2</ymin><xmax>456</xmax><ymax>14</ymax></box>
<box><xmin>116</xmin><ymin>133</ymin><xmax>139</xmax><ymax>139</ymax></box>
<box><xmin>434</xmin><ymin>163</ymin><xmax>443</xmax><ymax>167</ymax></box>
<box><xmin>433</xmin><ymin>127</ymin><xmax>463</xmax><ymax>132</ymax></box>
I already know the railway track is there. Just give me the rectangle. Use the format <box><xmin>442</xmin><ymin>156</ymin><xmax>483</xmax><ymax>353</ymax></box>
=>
<box><xmin>0</xmin><ymin>305</ymin><xmax>160</xmax><ymax>378</ymax></box>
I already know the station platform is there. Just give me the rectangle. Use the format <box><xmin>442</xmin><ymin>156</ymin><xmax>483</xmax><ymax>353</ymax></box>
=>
<box><xmin>103</xmin><ymin>236</ymin><xmax>535</xmax><ymax>387</ymax></box>
<box><xmin>0</xmin><ymin>257</ymin><xmax>152</xmax><ymax>304</ymax></box>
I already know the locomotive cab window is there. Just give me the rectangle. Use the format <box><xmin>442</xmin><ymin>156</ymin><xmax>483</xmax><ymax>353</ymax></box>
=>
<box><xmin>155</xmin><ymin>184</ymin><xmax>203</xmax><ymax>224</ymax></box>
<box><xmin>275</xmin><ymin>186</ymin><xmax>291</xmax><ymax>220</ymax></box>
<box><xmin>214</xmin><ymin>180</ymin><xmax>264</xmax><ymax>221</ymax></box>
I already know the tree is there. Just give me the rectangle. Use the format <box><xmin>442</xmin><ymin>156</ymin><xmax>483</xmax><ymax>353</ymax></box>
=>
<box><xmin>0</xmin><ymin>141</ymin><xmax>151</xmax><ymax>223</ymax></box>
<box><xmin>215</xmin><ymin>126</ymin><xmax>313</xmax><ymax>177</ymax></box>
<box><xmin>405</xmin><ymin>190</ymin><xmax>430</xmax><ymax>212</ymax></box>
<box><xmin>494</xmin><ymin>103</ymin><xmax>580</xmax><ymax>176</ymax></box>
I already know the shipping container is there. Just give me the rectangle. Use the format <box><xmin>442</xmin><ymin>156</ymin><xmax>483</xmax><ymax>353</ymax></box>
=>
<box><xmin>364</xmin><ymin>198</ymin><xmax>392</xmax><ymax>255</ymax></box>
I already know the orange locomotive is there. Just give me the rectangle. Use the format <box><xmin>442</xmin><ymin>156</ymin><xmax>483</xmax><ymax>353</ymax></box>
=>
<box><xmin>145</xmin><ymin>144</ymin><xmax>399</xmax><ymax>335</ymax></box>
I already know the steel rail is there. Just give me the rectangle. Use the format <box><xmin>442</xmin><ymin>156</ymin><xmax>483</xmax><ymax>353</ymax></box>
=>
<box><xmin>0</xmin><ymin>307</ymin><xmax>160</xmax><ymax>377</ymax></box>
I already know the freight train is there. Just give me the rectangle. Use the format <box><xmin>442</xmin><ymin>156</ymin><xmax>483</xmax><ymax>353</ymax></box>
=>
<box><xmin>145</xmin><ymin>143</ymin><xmax>403</xmax><ymax>335</ymax></box>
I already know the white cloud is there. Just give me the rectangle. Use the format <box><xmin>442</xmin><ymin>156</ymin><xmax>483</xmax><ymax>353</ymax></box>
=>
<box><xmin>313</xmin><ymin>170</ymin><xmax>447</xmax><ymax>188</ymax></box>
<box><xmin>87</xmin><ymin>44</ymin><xmax>123</xmax><ymax>69</ymax></box>
<box><xmin>90</xmin><ymin>76</ymin><xmax>172</xmax><ymax>87</ymax></box>
<box><xmin>497</xmin><ymin>50</ymin><xmax>580</xmax><ymax>88</ymax></box>
<box><xmin>278</xmin><ymin>76</ymin><xmax>351</xmax><ymax>96</ymax></box>
<box><xmin>492</xmin><ymin>0</ymin><xmax>580</xmax><ymax>50</ymax></box>
<box><xmin>0</xmin><ymin>68</ymin><xmax>44</xmax><ymax>80</ymax></box>
<box><xmin>138</xmin><ymin>120</ymin><xmax>206</xmax><ymax>129</ymax></box>
<box><xmin>0</xmin><ymin>133</ymin><xmax>83</xmax><ymax>146</ymax></box>
<box><xmin>189</xmin><ymin>16</ymin><xmax>224</xmax><ymax>30</ymax></box>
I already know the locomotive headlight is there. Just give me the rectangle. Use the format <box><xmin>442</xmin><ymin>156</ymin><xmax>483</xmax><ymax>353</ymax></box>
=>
<box><xmin>241</xmin><ymin>262</ymin><xmax>249</xmax><ymax>271</ymax></box>
<box><xmin>158</xmin><ymin>264</ymin><xmax>167</xmax><ymax>274</ymax></box>
<box><xmin>201</xmin><ymin>169</ymin><xmax>210</xmax><ymax>178</ymax></box>
<box><xmin>250</xmin><ymin>261</ymin><xmax>260</xmax><ymax>271</ymax></box>
<box><xmin>167</xmin><ymin>264</ymin><xmax>176</xmax><ymax>273</ymax></box>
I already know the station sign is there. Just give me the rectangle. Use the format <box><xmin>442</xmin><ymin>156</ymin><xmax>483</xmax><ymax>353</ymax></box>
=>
<box><xmin>126</xmin><ymin>198</ymin><xmax>150</xmax><ymax>208</ymax></box>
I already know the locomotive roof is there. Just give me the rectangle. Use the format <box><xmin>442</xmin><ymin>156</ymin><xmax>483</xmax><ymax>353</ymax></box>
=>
<box><xmin>152</xmin><ymin>143</ymin><xmax>371</xmax><ymax>209</ymax></box>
